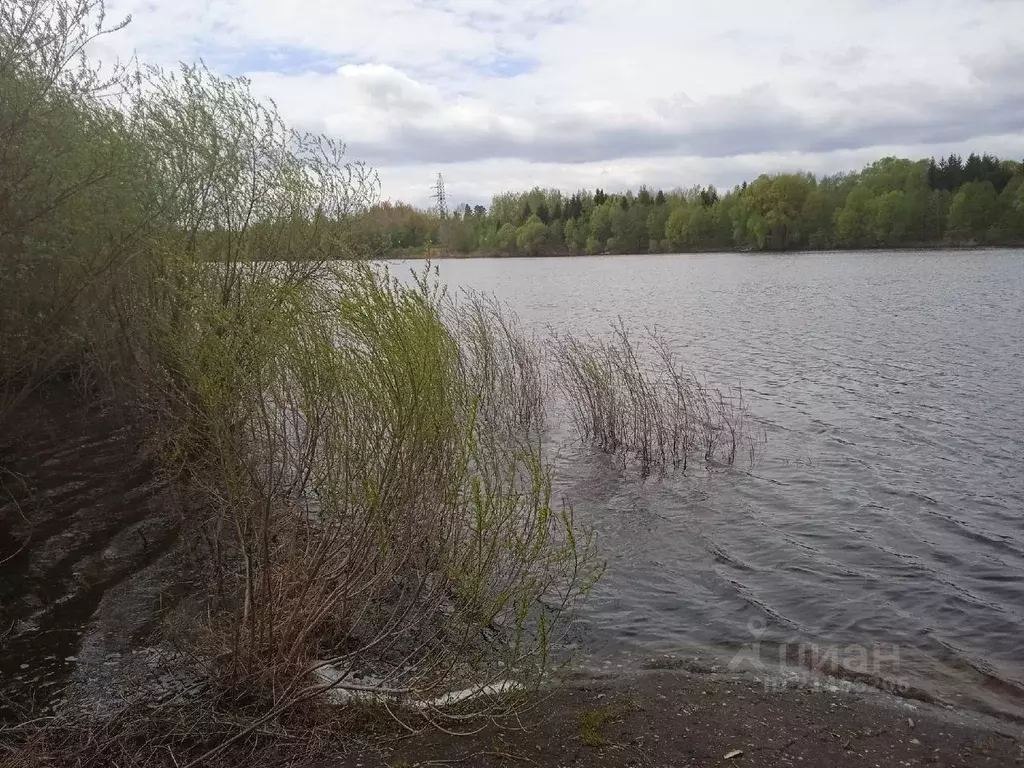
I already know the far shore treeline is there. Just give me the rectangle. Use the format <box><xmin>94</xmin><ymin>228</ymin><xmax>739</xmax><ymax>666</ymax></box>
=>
<box><xmin>356</xmin><ymin>154</ymin><xmax>1024</xmax><ymax>257</ymax></box>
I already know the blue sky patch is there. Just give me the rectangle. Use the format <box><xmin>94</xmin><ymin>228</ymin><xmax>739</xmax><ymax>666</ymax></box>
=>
<box><xmin>478</xmin><ymin>54</ymin><xmax>537</xmax><ymax>79</ymax></box>
<box><xmin>212</xmin><ymin>44</ymin><xmax>346</xmax><ymax>76</ymax></box>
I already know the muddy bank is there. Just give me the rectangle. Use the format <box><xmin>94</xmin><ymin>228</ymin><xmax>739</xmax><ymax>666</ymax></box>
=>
<box><xmin>342</xmin><ymin>669</ymin><xmax>1023</xmax><ymax>767</ymax></box>
<box><xmin>0</xmin><ymin>388</ymin><xmax>190</xmax><ymax>718</ymax></box>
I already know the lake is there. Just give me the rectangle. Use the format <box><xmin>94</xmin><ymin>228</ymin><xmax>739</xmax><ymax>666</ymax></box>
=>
<box><xmin>394</xmin><ymin>249</ymin><xmax>1024</xmax><ymax>720</ymax></box>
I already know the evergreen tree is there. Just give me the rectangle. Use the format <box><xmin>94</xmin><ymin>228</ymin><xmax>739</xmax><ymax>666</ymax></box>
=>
<box><xmin>536</xmin><ymin>201</ymin><xmax>550</xmax><ymax>224</ymax></box>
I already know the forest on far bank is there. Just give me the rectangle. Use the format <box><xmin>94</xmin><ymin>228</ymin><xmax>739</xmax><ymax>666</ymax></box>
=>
<box><xmin>354</xmin><ymin>153</ymin><xmax>1024</xmax><ymax>257</ymax></box>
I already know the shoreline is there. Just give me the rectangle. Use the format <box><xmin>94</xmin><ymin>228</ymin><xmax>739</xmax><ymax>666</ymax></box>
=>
<box><xmin>342</xmin><ymin>668</ymin><xmax>1023</xmax><ymax>767</ymax></box>
<box><xmin>385</xmin><ymin>244</ymin><xmax>1024</xmax><ymax>261</ymax></box>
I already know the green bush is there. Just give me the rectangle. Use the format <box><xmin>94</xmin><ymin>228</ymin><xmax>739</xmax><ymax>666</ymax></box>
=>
<box><xmin>0</xmin><ymin>0</ymin><xmax>601</xmax><ymax>739</ymax></box>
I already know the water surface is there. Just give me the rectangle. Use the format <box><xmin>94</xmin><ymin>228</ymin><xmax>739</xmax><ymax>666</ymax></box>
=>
<box><xmin>399</xmin><ymin>249</ymin><xmax>1024</xmax><ymax>719</ymax></box>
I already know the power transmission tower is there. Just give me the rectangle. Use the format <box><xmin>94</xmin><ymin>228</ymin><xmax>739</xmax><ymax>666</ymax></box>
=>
<box><xmin>430</xmin><ymin>173</ymin><xmax>450</xmax><ymax>254</ymax></box>
<box><xmin>431</xmin><ymin>173</ymin><xmax>448</xmax><ymax>219</ymax></box>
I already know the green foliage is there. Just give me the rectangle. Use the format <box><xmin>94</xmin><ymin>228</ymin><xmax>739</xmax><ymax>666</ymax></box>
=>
<box><xmin>666</xmin><ymin>205</ymin><xmax>713</xmax><ymax>250</ymax></box>
<box><xmin>589</xmin><ymin>202</ymin><xmax>615</xmax><ymax>244</ymax></box>
<box><xmin>611</xmin><ymin>201</ymin><xmax>648</xmax><ymax>253</ymax></box>
<box><xmin>358</xmin><ymin>154</ymin><xmax>1024</xmax><ymax>257</ymax></box>
<box><xmin>175</xmin><ymin>262</ymin><xmax>601</xmax><ymax>705</ymax></box>
<box><xmin>1</xmin><ymin>0</ymin><xmax>601</xmax><ymax>728</ymax></box>
<box><xmin>928</xmin><ymin>153</ymin><xmax>1013</xmax><ymax>193</ymax></box>
<box><xmin>992</xmin><ymin>177</ymin><xmax>1024</xmax><ymax>242</ymax></box>
<box><xmin>948</xmin><ymin>181</ymin><xmax>1000</xmax><ymax>243</ymax></box>
<box><xmin>646</xmin><ymin>206</ymin><xmax>670</xmax><ymax>245</ymax></box>
<box><xmin>563</xmin><ymin>217</ymin><xmax>580</xmax><ymax>251</ymax></box>
<box><xmin>731</xmin><ymin>174</ymin><xmax>813</xmax><ymax>250</ymax></box>
<box><xmin>516</xmin><ymin>214</ymin><xmax>547</xmax><ymax>255</ymax></box>
<box><xmin>0</xmin><ymin>0</ymin><xmax>148</xmax><ymax>410</ymax></box>
<box><xmin>497</xmin><ymin>222</ymin><xmax>518</xmax><ymax>254</ymax></box>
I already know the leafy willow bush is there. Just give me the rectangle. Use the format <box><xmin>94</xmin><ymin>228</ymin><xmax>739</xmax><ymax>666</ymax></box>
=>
<box><xmin>173</xmin><ymin>262</ymin><xmax>600</xmax><ymax>713</ymax></box>
<box><xmin>0</xmin><ymin>0</ymin><xmax>145</xmax><ymax>417</ymax></box>
<box><xmin>0</xmin><ymin>0</ymin><xmax>601</xmax><ymax>749</ymax></box>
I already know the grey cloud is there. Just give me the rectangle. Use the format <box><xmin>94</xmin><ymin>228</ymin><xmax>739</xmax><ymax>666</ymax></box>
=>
<box><xmin>822</xmin><ymin>45</ymin><xmax>870</xmax><ymax>69</ymax></box>
<box><xmin>361</xmin><ymin>81</ymin><xmax>433</xmax><ymax>113</ymax></box>
<box><xmin>338</xmin><ymin>53</ymin><xmax>1024</xmax><ymax>167</ymax></box>
<box><xmin>344</xmin><ymin>97</ymin><xmax>806</xmax><ymax>165</ymax></box>
<box><xmin>966</xmin><ymin>46</ymin><xmax>1024</xmax><ymax>84</ymax></box>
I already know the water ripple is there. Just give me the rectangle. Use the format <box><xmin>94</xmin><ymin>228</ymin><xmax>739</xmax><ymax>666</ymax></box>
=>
<box><xmin>412</xmin><ymin>249</ymin><xmax>1024</xmax><ymax>719</ymax></box>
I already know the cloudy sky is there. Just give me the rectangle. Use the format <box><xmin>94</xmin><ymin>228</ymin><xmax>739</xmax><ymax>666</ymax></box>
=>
<box><xmin>99</xmin><ymin>0</ymin><xmax>1024</xmax><ymax>207</ymax></box>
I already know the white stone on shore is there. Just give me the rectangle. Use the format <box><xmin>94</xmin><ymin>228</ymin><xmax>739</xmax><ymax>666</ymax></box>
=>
<box><xmin>311</xmin><ymin>662</ymin><xmax>522</xmax><ymax>709</ymax></box>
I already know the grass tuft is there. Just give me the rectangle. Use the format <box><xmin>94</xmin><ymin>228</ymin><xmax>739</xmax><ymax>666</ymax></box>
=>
<box><xmin>577</xmin><ymin>705</ymin><xmax>620</xmax><ymax>747</ymax></box>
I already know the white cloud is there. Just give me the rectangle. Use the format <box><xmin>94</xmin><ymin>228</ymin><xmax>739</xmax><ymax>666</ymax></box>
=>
<box><xmin>100</xmin><ymin>0</ymin><xmax>1024</xmax><ymax>205</ymax></box>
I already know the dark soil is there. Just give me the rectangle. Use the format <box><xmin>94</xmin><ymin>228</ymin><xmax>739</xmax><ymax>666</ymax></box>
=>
<box><xmin>342</xmin><ymin>671</ymin><xmax>1023</xmax><ymax>768</ymax></box>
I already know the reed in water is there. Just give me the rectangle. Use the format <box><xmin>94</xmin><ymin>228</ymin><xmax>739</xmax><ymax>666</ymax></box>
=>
<box><xmin>555</xmin><ymin>321</ymin><xmax>751</xmax><ymax>475</ymax></box>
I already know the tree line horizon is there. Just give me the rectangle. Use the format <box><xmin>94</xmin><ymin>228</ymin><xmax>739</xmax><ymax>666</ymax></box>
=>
<box><xmin>356</xmin><ymin>153</ymin><xmax>1024</xmax><ymax>256</ymax></box>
